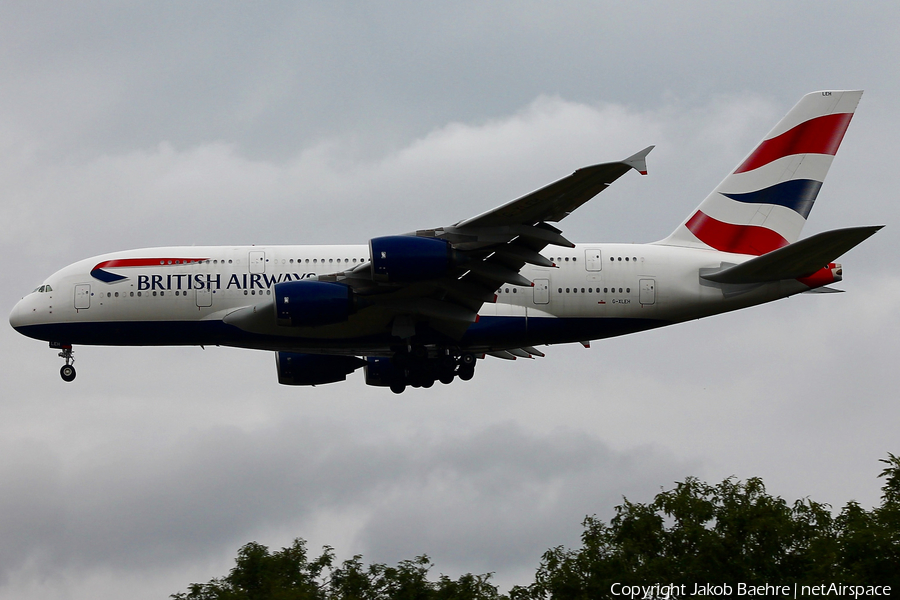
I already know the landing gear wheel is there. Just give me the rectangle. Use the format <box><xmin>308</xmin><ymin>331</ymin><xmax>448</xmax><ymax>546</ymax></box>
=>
<box><xmin>60</xmin><ymin>364</ymin><xmax>76</xmax><ymax>382</ymax></box>
<box><xmin>390</xmin><ymin>380</ymin><xmax>406</xmax><ymax>394</ymax></box>
<box><xmin>460</xmin><ymin>352</ymin><xmax>476</xmax><ymax>366</ymax></box>
<box><xmin>438</xmin><ymin>371</ymin><xmax>455</xmax><ymax>385</ymax></box>
<box><xmin>458</xmin><ymin>364</ymin><xmax>475</xmax><ymax>381</ymax></box>
<box><xmin>57</xmin><ymin>344</ymin><xmax>76</xmax><ymax>382</ymax></box>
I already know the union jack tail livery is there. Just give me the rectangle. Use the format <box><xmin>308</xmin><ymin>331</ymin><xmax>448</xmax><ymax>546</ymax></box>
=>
<box><xmin>660</xmin><ymin>90</ymin><xmax>863</xmax><ymax>255</ymax></box>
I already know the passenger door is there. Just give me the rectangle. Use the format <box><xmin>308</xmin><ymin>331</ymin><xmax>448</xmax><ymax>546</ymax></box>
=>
<box><xmin>533</xmin><ymin>278</ymin><xmax>550</xmax><ymax>304</ymax></box>
<box><xmin>74</xmin><ymin>284</ymin><xmax>91</xmax><ymax>310</ymax></box>
<box><xmin>639</xmin><ymin>279</ymin><xmax>656</xmax><ymax>305</ymax></box>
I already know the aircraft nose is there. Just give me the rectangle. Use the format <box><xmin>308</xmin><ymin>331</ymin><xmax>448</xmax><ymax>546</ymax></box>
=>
<box><xmin>9</xmin><ymin>298</ymin><xmax>28</xmax><ymax>331</ymax></box>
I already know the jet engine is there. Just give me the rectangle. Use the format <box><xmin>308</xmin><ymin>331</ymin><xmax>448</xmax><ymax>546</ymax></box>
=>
<box><xmin>275</xmin><ymin>352</ymin><xmax>366</xmax><ymax>385</ymax></box>
<box><xmin>274</xmin><ymin>280</ymin><xmax>354</xmax><ymax>327</ymax></box>
<box><xmin>369</xmin><ymin>236</ymin><xmax>457</xmax><ymax>282</ymax></box>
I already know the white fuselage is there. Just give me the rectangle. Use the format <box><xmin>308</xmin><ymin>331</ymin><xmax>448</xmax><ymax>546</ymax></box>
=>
<box><xmin>9</xmin><ymin>242</ymin><xmax>817</xmax><ymax>356</ymax></box>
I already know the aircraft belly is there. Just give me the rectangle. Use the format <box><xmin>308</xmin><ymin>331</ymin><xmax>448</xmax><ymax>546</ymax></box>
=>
<box><xmin>460</xmin><ymin>315</ymin><xmax>671</xmax><ymax>348</ymax></box>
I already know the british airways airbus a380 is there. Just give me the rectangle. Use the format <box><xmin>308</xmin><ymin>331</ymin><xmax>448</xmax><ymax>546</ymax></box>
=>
<box><xmin>9</xmin><ymin>91</ymin><xmax>882</xmax><ymax>393</ymax></box>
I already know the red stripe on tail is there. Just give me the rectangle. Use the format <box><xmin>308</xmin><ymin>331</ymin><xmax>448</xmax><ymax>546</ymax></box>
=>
<box><xmin>734</xmin><ymin>112</ymin><xmax>853</xmax><ymax>174</ymax></box>
<box><xmin>685</xmin><ymin>211</ymin><xmax>788</xmax><ymax>255</ymax></box>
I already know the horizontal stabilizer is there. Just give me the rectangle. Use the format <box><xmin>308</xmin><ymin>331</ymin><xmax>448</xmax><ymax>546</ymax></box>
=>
<box><xmin>701</xmin><ymin>225</ymin><xmax>882</xmax><ymax>284</ymax></box>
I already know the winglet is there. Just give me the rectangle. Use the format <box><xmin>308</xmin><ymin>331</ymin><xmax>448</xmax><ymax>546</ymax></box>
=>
<box><xmin>623</xmin><ymin>145</ymin><xmax>654</xmax><ymax>175</ymax></box>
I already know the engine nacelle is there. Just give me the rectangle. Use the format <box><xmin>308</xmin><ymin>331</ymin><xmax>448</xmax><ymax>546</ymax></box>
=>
<box><xmin>276</xmin><ymin>352</ymin><xmax>365</xmax><ymax>386</ymax></box>
<box><xmin>363</xmin><ymin>356</ymin><xmax>400</xmax><ymax>387</ymax></box>
<box><xmin>274</xmin><ymin>280</ymin><xmax>354</xmax><ymax>327</ymax></box>
<box><xmin>369</xmin><ymin>235</ymin><xmax>453</xmax><ymax>282</ymax></box>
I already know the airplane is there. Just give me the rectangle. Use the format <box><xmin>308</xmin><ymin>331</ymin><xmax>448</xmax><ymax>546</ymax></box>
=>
<box><xmin>9</xmin><ymin>90</ymin><xmax>882</xmax><ymax>393</ymax></box>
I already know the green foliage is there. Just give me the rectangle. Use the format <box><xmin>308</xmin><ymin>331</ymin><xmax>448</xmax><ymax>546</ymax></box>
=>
<box><xmin>174</xmin><ymin>456</ymin><xmax>900</xmax><ymax>600</ymax></box>
<box><xmin>512</xmin><ymin>455</ymin><xmax>900</xmax><ymax>600</ymax></box>
<box><xmin>171</xmin><ymin>539</ymin><xmax>505</xmax><ymax>600</ymax></box>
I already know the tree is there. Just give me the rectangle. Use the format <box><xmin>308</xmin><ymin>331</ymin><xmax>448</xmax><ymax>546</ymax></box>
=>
<box><xmin>174</xmin><ymin>456</ymin><xmax>900</xmax><ymax>600</ymax></box>
<box><xmin>171</xmin><ymin>539</ymin><xmax>334</xmax><ymax>600</ymax></box>
<box><xmin>171</xmin><ymin>540</ymin><xmax>505</xmax><ymax>600</ymax></box>
<box><xmin>510</xmin><ymin>455</ymin><xmax>900</xmax><ymax>599</ymax></box>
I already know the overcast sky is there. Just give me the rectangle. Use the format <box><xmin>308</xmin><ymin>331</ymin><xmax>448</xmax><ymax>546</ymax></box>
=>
<box><xmin>2</xmin><ymin>3</ymin><xmax>899</xmax><ymax>598</ymax></box>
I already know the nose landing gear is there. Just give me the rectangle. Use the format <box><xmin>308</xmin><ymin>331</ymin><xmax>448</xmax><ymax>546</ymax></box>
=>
<box><xmin>57</xmin><ymin>344</ymin><xmax>76</xmax><ymax>382</ymax></box>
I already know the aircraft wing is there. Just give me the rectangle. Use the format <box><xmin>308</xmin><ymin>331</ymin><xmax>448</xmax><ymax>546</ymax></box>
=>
<box><xmin>318</xmin><ymin>147</ymin><xmax>653</xmax><ymax>343</ymax></box>
<box><xmin>457</xmin><ymin>145</ymin><xmax>654</xmax><ymax>228</ymax></box>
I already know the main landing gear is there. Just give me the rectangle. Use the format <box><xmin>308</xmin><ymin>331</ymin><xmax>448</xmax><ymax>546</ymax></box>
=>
<box><xmin>57</xmin><ymin>344</ymin><xmax>76</xmax><ymax>382</ymax></box>
<box><xmin>387</xmin><ymin>347</ymin><xmax>476</xmax><ymax>394</ymax></box>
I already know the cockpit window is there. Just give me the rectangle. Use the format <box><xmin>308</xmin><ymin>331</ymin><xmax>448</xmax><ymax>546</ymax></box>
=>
<box><xmin>32</xmin><ymin>285</ymin><xmax>53</xmax><ymax>293</ymax></box>
<box><xmin>44</xmin><ymin>285</ymin><xmax>52</xmax><ymax>292</ymax></box>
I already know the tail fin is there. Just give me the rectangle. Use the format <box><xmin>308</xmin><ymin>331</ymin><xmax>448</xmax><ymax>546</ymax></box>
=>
<box><xmin>658</xmin><ymin>90</ymin><xmax>863</xmax><ymax>255</ymax></box>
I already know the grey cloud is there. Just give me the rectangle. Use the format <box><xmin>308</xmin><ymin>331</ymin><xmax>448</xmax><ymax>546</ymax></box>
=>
<box><xmin>0</xmin><ymin>417</ymin><xmax>692</xmax><ymax>581</ymax></box>
<box><xmin>2</xmin><ymin>3</ymin><xmax>899</xmax><ymax>599</ymax></box>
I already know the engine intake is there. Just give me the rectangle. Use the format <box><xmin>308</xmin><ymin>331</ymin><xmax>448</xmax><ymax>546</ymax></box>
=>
<box><xmin>276</xmin><ymin>352</ymin><xmax>365</xmax><ymax>386</ymax></box>
<box><xmin>370</xmin><ymin>235</ymin><xmax>455</xmax><ymax>282</ymax></box>
<box><xmin>274</xmin><ymin>280</ymin><xmax>354</xmax><ymax>327</ymax></box>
